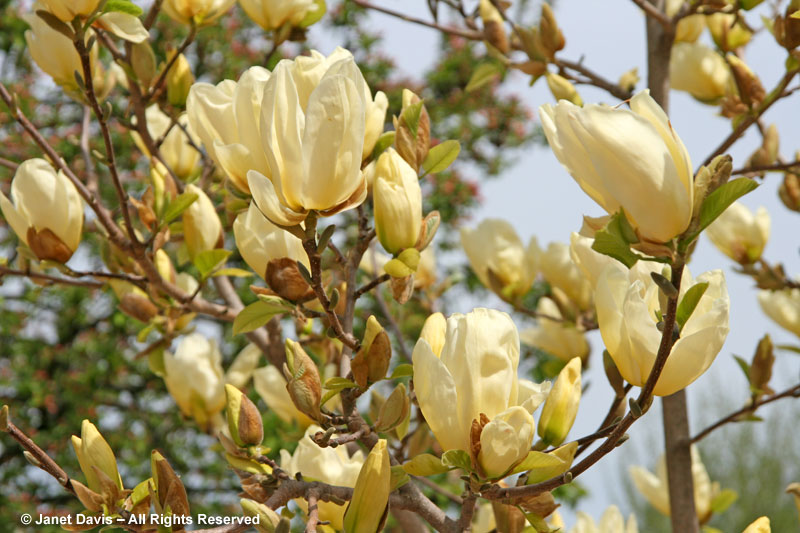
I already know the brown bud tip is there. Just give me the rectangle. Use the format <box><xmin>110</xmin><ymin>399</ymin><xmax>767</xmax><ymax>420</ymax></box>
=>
<box><xmin>266</xmin><ymin>257</ymin><xmax>312</xmax><ymax>301</ymax></box>
<box><xmin>27</xmin><ymin>227</ymin><xmax>73</xmax><ymax>263</ymax></box>
<box><xmin>238</xmin><ymin>393</ymin><xmax>264</xmax><ymax>446</ymax></box>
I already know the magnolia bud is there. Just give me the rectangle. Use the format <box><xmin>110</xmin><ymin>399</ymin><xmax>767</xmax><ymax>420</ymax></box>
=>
<box><xmin>150</xmin><ymin>451</ymin><xmax>190</xmax><ymax>518</ymax></box>
<box><xmin>538</xmin><ymin>358</ymin><xmax>581</xmax><ymax>446</ymax></box>
<box><xmin>706</xmin><ymin>201</ymin><xmax>770</xmax><ymax>264</ymax></box>
<box><xmin>240</xmin><ymin>499</ymin><xmax>281</xmax><ymax>533</ymax></box>
<box><xmin>479</xmin><ymin>0</ymin><xmax>509</xmax><ymax>54</ymax></box>
<box><xmin>375</xmin><ymin>383</ymin><xmax>410</xmax><ymax>433</ymax></box>
<box><xmin>166</xmin><ymin>52</ymin><xmax>194</xmax><ymax>107</ymax></box>
<box><xmin>373</xmin><ymin>148</ymin><xmax>423</xmax><ymax>254</ymax></box>
<box><xmin>283</xmin><ymin>340</ymin><xmax>322</xmax><ymax>422</ymax></box>
<box><xmin>343</xmin><ymin>439</ymin><xmax>391</xmax><ymax>533</ymax></box>
<box><xmin>131</xmin><ymin>41</ymin><xmax>157</xmax><ymax>90</ymax></box>
<box><xmin>742</xmin><ymin>517</ymin><xmax>771</xmax><ymax>533</ymax></box>
<box><xmin>490</xmin><ymin>501</ymin><xmax>527</xmax><ymax>533</ymax></box>
<box><xmin>750</xmin><ymin>334</ymin><xmax>775</xmax><ymax>395</ymax></box>
<box><xmin>545</xmin><ymin>72</ymin><xmax>582</xmax><ymax>105</ymax></box>
<box><xmin>352</xmin><ymin>316</ymin><xmax>392</xmax><ymax>388</ymax></box>
<box><xmin>70</xmin><ymin>479</ymin><xmax>104</xmax><ymax>512</ymax></box>
<box><xmin>774</xmin><ymin>4</ymin><xmax>800</xmax><ymax>50</ymax></box>
<box><xmin>225</xmin><ymin>384</ymin><xmax>264</xmax><ymax>447</ymax></box>
<box><xmin>779</xmin><ymin>171</ymin><xmax>800</xmax><ymax>212</ymax></box>
<box><xmin>727</xmin><ymin>54</ymin><xmax>765</xmax><ymax>109</ymax></box>
<box><xmin>162</xmin><ymin>0</ymin><xmax>235</xmax><ymax>26</ymax></box>
<box><xmin>539</xmin><ymin>3</ymin><xmax>565</xmax><ymax>59</ymax></box>
<box><xmin>71</xmin><ymin>420</ymin><xmax>122</xmax><ymax>496</ymax></box>
<box><xmin>183</xmin><ymin>184</ymin><xmax>223</xmax><ymax>260</ymax></box>
<box><xmin>395</xmin><ymin>89</ymin><xmax>430</xmax><ymax>171</ymax></box>
<box><xmin>618</xmin><ymin>68</ymin><xmax>639</xmax><ymax>92</ymax></box>
<box><xmin>747</xmin><ymin>124</ymin><xmax>779</xmax><ymax>169</ymax></box>
<box><xmin>110</xmin><ymin>280</ymin><xmax>158</xmax><ymax>323</ymax></box>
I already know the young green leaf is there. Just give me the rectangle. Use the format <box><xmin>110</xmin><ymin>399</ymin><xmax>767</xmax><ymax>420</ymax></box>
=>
<box><xmin>466</xmin><ymin>62</ymin><xmax>503</xmax><ymax>92</ymax></box>
<box><xmin>232</xmin><ymin>301</ymin><xmax>285</xmax><ymax>335</ymax></box>
<box><xmin>103</xmin><ymin>0</ymin><xmax>144</xmax><ymax>16</ymax></box>
<box><xmin>193</xmin><ymin>249</ymin><xmax>232</xmax><ymax>279</ymax></box>
<box><xmin>162</xmin><ymin>192</ymin><xmax>198</xmax><ymax>224</ymax></box>
<box><xmin>421</xmin><ymin>140</ymin><xmax>460</xmax><ymax>175</ymax></box>
<box><xmin>696</xmin><ymin>178</ymin><xmax>759</xmax><ymax>236</ymax></box>
<box><xmin>676</xmin><ymin>281</ymin><xmax>709</xmax><ymax>328</ymax></box>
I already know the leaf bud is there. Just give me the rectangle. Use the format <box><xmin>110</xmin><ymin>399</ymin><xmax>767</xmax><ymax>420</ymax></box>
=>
<box><xmin>283</xmin><ymin>340</ymin><xmax>322</xmax><ymax>421</ymax></box>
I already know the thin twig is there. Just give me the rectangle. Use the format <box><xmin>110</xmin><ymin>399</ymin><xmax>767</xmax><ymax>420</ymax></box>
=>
<box><xmin>351</xmin><ymin>0</ymin><xmax>483</xmax><ymax>40</ymax></box>
<box><xmin>631</xmin><ymin>0</ymin><xmax>672</xmax><ymax>29</ymax></box>
<box><xmin>554</xmin><ymin>58</ymin><xmax>633</xmax><ymax>101</ymax></box>
<box><xmin>732</xmin><ymin>159</ymin><xmax>800</xmax><ymax>176</ymax></box>
<box><xmin>691</xmin><ymin>383</ymin><xmax>800</xmax><ymax>444</ymax></box>
<box><xmin>355</xmin><ymin>273</ymin><xmax>390</xmax><ymax>299</ymax></box>
<box><xmin>0</xmin><ymin>157</ymin><xmax>18</xmax><ymax>171</ymax></box>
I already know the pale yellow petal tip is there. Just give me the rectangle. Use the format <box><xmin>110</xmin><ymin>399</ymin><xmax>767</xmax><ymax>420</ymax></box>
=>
<box><xmin>742</xmin><ymin>516</ymin><xmax>770</xmax><ymax>533</ymax></box>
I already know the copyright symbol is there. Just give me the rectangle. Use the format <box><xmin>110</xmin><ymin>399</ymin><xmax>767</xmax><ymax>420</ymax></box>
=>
<box><xmin>21</xmin><ymin>514</ymin><xmax>32</xmax><ymax>525</ymax></box>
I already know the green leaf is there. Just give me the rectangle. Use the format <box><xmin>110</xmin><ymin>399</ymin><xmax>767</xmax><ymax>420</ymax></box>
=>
<box><xmin>510</xmin><ymin>450</ymin><xmax>564</xmax><ymax>475</ymax></box>
<box><xmin>320</xmin><ymin>389</ymin><xmax>340</xmax><ymax>407</ymax></box>
<box><xmin>421</xmin><ymin>140</ymin><xmax>461</xmax><ymax>175</ymax></box>
<box><xmin>519</xmin><ymin>509</ymin><xmax>553</xmax><ymax>533</ymax></box>
<box><xmin>370</xmin><ymin>131</ymin><xmax>396</xmax><ymax>161</ymax></box>
<box><xmin>696</xmin><ymin>178</ymin><xmax>759</xmax><ymax>235</ymax></box>
<box><xmin>389</xmin><ymin>364</ymin><xmax>413</xmax><ymax>380</ymax></box>
<box><xmin>402</xmin><ymin>454</ymin><xmax>451</xmax><ymax>476</ymax></box>
<box><xmin>440</xmin><ymin>449</ymin><xmax>472</xmax><ymax>472</ymax></box>
<box><xmin>776</xmin><ymin>344</ymin><xmax>800</xmax><ymax>355</ymax></box>
<box><xmin>401</xmin><ymin>100</ymin><xmax>424</xmax><ymax>139</ymax></box>
<box><xmin>466</xmin><ymin>62</ymin><xmax>503</xmax><ymax>92</ymax></box>
<box><xmin>162</xmin><ymin>192</ymin><xmax>198</xmax><ymax>224</ymax></box>
<box><xmin>710</xmin><ymin>488</ymin><xmax>738</xmax><ymax>513</ymax></box>
<box><xmin>732</xmin><ymin>355</ymin><xmax>751</xmax><ymax>383</ymax></box>
<box><xmin>738</xmin><ymin>0</ymin><xmax>764</xmax><ymax>9</ymax></box>
<box><xmin>389</xmin><ymin>465</ymin><xmax>410</xmax><ymax>491</ymax></box>
<box><xmin>591</xmin><ymin>210</ymin><xmax>641</xmax><ymax>268</ymax></box>
<box><xmin>232</xmin><ymin>301</ymin><xmax>285</xmax><ymax>335</ymax></box>
<box><xmin>148</xmin><ymin>349</ymin><xmax>166</xmax><ymax>377</ymax></box>
<box><xmin>193</xmin><ymin>249</ymin><xmax>232</xmax><ymax>279</ymax></box>
<box><xmin>676</xmin><ymin>281</ymin><xmax>709</xmax><ymax>328</ymax></box>
<box><xmin>211</xmin><ymin>267</ymin><xmax>253</xmax><ymax>278</ymax></box>
<box><xmin>102</xmin><ymin>0</ymin><xmax>144</xmax><ymax>16</ymax></box>
<box><xmin>323</xmin><ymin>377</ymin><xmax>358</xmax><ymax>391</ymax></box>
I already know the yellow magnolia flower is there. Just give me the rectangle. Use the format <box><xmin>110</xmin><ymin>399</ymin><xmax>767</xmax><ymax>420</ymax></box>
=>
<box><xmin>239</xmin><ymin>0</ymin><xmax>322</xmax><ymax>31</ymax></box>
<box><xmin>248</xmin><ymin>48</ymin><xmax>380</xmax><ymax>225</ymax></box>
<box><xmin>38</xmin><ymin>0</ymin><xmax>148</xmax><ymax>42</ymax></box>
<box><xmin>253</xmin><ymin>365</ymin><xmax>313</xmax><ymax>428</ymax></box>
<box><xmin>0</xmin><ymin>158</ymin><xmax>83</xmax><ymax>263</ymax></box>
<box><xmin>758</xmin><ymin>288</ymin><xmax>800</xmax><ymax>338</ymax></box>
<box><xmin>521</xmin><ymin>298</ymin><xmax>589</xmax><ymax>363</ymax></box>
<box><xmin>225</xmin><ymin>343</ymin><xmax>263</xmax><ymax>389</ymax></box>
<box><xmin>412</xmin><ymin>308</ymin><xmax>543</xmax><ymax>478</ymax></box>
<box><xmin>162</xmin><ymin>0</ymin><xmax>235</xmax><ymax>25</ymax></box>
<box><xmin>569</xmin><ymin>505</ymin><xmax>638</xmax><ymax>533</ymax></box>
<box><xmin>670</xmin><ymin>42</ymin><xmax>731</xmax><ymax>103</ymax></box>
<box><xmin>596</xmin><ymin>262</ymin><xmax>729</xmax><ymax>396</ymax></box>
<box><xmin>187</xmin><ymin>66</ymin><xmax>271</xmax><ymax>194</ymax></box>
<box><xmin>182</xmin><ymin>184</ymin><xmax>222</xmax><ymax>259</ymax></box>
<box><xmin>372</xmin><ymin>148</ymin><xmax>423</xmax><ymax>254</ymax></box>
<box><xmin>630</xmin><ymin>446</ymin><xmax>720</xmax><ymax>523</ymax></box>
<box><xmin>537</xmin><ymin>357</ymin><xmax>581</xmax><ymax>446</ymax></box>
<box><xmin>233</xmin><ymin>203</ymin><xmax>308</xmax><ymax>280</ymax></box>
<box><xmin>23</xmin><ymin>12</ymin><xmax>98</xmax><ymax>91</ymax></box>
<box><xmin>71</xmin><ymin>420</ymin><xmax>123</xmax><ymax>495</ymax></box>
<box><xmin>546</xmin><ymin>72</ymin><xmax>582</xmax><ymax>105</ymax></box>
<box><xmin>706</xmin><ymin>202</ymin><xmax>770</xmax><ymax>264</ymax></box>
<box><xmin>540</xmin><ymin>90</ymin><xmax>693</xmax><ymax>243</ymax></box>
<box><xmin>707</xmin><ymin>12</ymin><xmax>752</xmax><ymax>51</ymax></box>
<box><xmin>539</xmin><ymin>240</ymin><xmax>593</xmax><ymax>310</ymax></box>
<box><xmin>666</xmin><ymin>0</ymin><xmax>705</xmax><ymax>43</ymax></box>
<box><xmin>280</xmin><ymin>425</ymin><xmax>365</xmax><ymax>530</ymax></box>
<box><xmin>163</xmin><ymin>333</ymin><xmax>226</xmax><ymax>428</ymax></box>
<box><xmin>132</xmin><ymin>106</ymin><xmax>201</xmax><ymax>180</ymax></box>
<box><xmin>460</xmin><ymin>219</ymin><xmax>539</xmax><ymax>300</ymax></box>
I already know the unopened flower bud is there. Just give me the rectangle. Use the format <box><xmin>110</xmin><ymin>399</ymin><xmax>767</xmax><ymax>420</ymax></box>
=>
<box><xmin>707</xmin><ymin>13</ymin><xmax>752</xmax><ymax>51</ymax></box>
<box><xmin>670</xmin><ymin>42</ymin><xmax>731</xmax><ymax>103</ymax></box>
<box><xmin>742</xmin><ymin>517</ymin><xmax>771</xmax><ymax>533</ymax></box>
<box><xmin>750</xmin><ymin>334</ymin><xmax>775</xmax><ymax>396</ymax></box>
<box><xmin>539</xmin><ymin>3</ymin><xmax>565</xmax><ymax>59</ymax></box>
<box><xmin>166</xmin><ymin>52</ymin><xmax>194</xmax><ymax>107</ymax></box>
<box><xmin>183</xmin><ymin>184</ymin><xmax>223</xmax><ymax>260</ymax></box>
<box><xmin>726</xmin><ymin>54</ymin><xmax>765</xmax><ymax>108</ymax></box>
<box><xmin>266</xmin><ymin>258</ymin><xmax>312</xmax><ymax>301</ymax></box>
<box><xmin>747</xmin><ymin>124</ymin><xmax>779</xmax><ymax>169</ymax></box>
<box><xmin>225</xmin><ymin>384</ymin><xmax>264</xmax><ymax>447</ymax></box>
<box><xmin>110</xmin><ymin>280</ymin><xmax>159</xmax><ymax>323</ymax></box>
<box><xmin>545</xmin><ymin>72</ymin><xmax>582</xmax><ymax>105</ymax></box>
<box><xmin>537</xmin><ymin>358</ymin><xmax>581</xmax><ymax>446</ymax></box>
<box><xmin>375</xmin><ymin>383</ymin><xmax>410</xmax><ymax>433</ymax></box>
<box><xmin>240</xmin><ymin>499</ymin><xmax>281</xmax><ymax>533</ymax></box>
<box><xmin>283</xmin><ymin>339</ymin><xmax>322</xmax><ymax>421</ymax></box>
<box><xmin>779</xmin><ymin>171</ymin><xmax>800</xmax><ymax>212</ymax></box>
<box><xmin>352</xmin><ymin>316</ymin><xmax>392</xmax><ymax>388</ymax></box>
<box><xmin>373</xmin><ymin>148</ymin><xmax>423</xmax><ymax>254</ymax></box>
<box><xmin>394</xmin><ymin>89</ymin><xmax>430</xmax><ymax>171</ymax></box>
<box><xmin>71</xmin><ymin>420</ymin><xmax>122</xmax><ymax>496</ymax></box>
<box><xmin>706</xmin><ymin>201</ymin><xmax>770</xmax><ymax>264</ymax></box>
<box><xmin>150</xmin><ymin>451</ymin><xmax>190</xmax><ymax>518</ymax></box>
<box><xmin>479</xmin><ymin>0</ymin><xmax>509</xmax><ymax>54</ymax></box>
<box><xmin>343</xmin><ymin>439</ymin><xmax>391</xmax><ymax>533</ymax></box>
<box><xmin>774</xmin><ymin>4</ymin><xmax>800</xmax><ymax>50</ymax></box>
<box><xmin>618</xmin><ymin>68</ymin><xmax>639</xmax><ymax>92</ymax></box>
